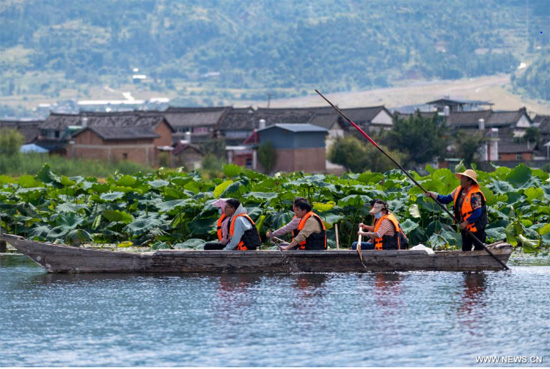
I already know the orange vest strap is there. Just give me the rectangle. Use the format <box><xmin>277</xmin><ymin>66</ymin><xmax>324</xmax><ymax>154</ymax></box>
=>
<box><xmin>374</xmin><ymin>213</ymin><xmax>400</xmax><ymax>250</ymax></box>
<box><xmin>452</xmin><ymin>185</ymin><xmax>485</xmax><ymax>231</ymax></box>
<box><xmin>229</xmin><ymin>214</ymin><xmax>256</xmax><ymax>250</ymax></box>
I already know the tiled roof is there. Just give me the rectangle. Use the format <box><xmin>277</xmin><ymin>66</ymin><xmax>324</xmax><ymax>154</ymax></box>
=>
<box><xmin>163</xmin><ymin>107</ymin><xmax>229</xmax><ymax>128</ymax></box>
<box><xmin>217</xmin><ymin>107</ymin><xmax>258</xmax><ymax>131</ymax></box>
<box><xmin>40</xmin><ymin>111</ymin><xmax>173</xmax><ymax>132</ymax></box>
<box><xmin>446</xmin><ymin>110</ymin><xmax>493</xmax><ymax>127</ymax></box>
<box><xmin>533</xmin><ymin>115</ymin><xmax>550</xmax><ymax>134</ymax></box>
<box><xmin>74</xmin><ymin>126</ymin><xmax>160</xmax><ymax>141</ymax></box>
<box><xmin>172</xmin><ymin>142</ymin><xmax>203</xmax><ymax>156</ymax></box>
<box><xmin>0</xmin><ymin>120</ymin><xmax>42</xmax><ymax>143</ymax></box>
<box><xmin>339</xmin><ymin>106</ymin><xmax>388</xmax><ymax>124</ymax></box>
<box><xmin>446</xmin><ymin>109</ymin><xmax>531</xmax><ymax>128</ymax></box>
<box><xmin>256</xmin><ymin>123</ymin><xmax>328</xmax><ymax>133</ymax></box>
<box><xmin>498</xmin><ymin>143</ymin><xmax>534</xmax><ymax>154</ymax></box>
<box><xmin>425</xmin><ymin>98</ymin><xmax>493</xmax><ymax>106</ymax></box>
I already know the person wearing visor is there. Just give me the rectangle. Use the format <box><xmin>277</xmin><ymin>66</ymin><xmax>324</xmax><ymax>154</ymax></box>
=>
<box><xmin>351</xmin><ymin>200</ymin><xmax>377</xmax><ymax>250</ymax></box>
<box><xmin>204</xmin><ymin>198</ymin><xmax>231</xmax><ymax>250</ymax></box>
<box><xmin>357</xmin><ymin>200</ymin><xmax>408</xmax><ymax>250</ymax></box>
<box><xmin>425</xmin><ymin>169</ymin><xmax>487</xmax><ymax>251</ymax></box>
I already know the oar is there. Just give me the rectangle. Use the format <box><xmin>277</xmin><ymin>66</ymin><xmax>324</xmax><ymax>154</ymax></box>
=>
<box><xmin>356</xmin><ymin>224</ymin><xmax>364</xmax><ymax>264</ymax></box>
<box><xmin>315</xmin><ymin>89</ymin><xmax>509</xmax><ymax>271</ymax></box>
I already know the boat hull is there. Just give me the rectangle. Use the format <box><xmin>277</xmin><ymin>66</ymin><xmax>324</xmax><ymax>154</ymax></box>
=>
<box><xmin>2</xmin><ymin>234</ymin><xmax>513</xmax><ymax>273</ymax></box>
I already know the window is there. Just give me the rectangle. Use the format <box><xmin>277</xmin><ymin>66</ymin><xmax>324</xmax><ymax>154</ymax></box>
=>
<box><xmin>122</xmin><ymin>153</ymin><xmax>128</xmax><ymax>160</ymax></box>
<box><xmin>516</xmin><ymin>153</ymin><xmax>521</xmax><ymax>160</ymax></box>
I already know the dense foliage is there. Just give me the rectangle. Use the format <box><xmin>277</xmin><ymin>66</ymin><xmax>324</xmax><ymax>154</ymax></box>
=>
<box><xmin>1</xmin><ymin>163</ymin><xmax>549</xmax><ymax>254</ymax></box>
<box><xmin>2</xmin><ymin>0</ymin><xmax>548</xmax><ymax>106</ymax></box>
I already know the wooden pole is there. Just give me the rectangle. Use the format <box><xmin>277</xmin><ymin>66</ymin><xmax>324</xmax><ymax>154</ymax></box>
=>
<box><xmin>335</xmin><ymin>224</ymin><xmax>340</xmax><ymax>249</ymax></box>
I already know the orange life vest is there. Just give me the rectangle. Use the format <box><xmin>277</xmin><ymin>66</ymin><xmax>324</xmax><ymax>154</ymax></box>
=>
<box><xmin>374</xmin><ymin>213</ymin><xmax>401</xmax><ymax>250</ymax></box>
<box><xmin>229</xmin><ymin>213</ymin><xmax>260</xmax><ymax>251</ymax></box>
<box><xmin>293</xmin><ymin>211</ymin><xmax>326</xmax><ymax>250</ymax></box>
<box><xmin>452</xmin><ymin>185</ymin><xmax>487</xmax><ymax>232</ymax></box>
<box><xmin>216</xmin><ymin>214</ymin><xmax>227</xmax><ymax>242</ymax></box>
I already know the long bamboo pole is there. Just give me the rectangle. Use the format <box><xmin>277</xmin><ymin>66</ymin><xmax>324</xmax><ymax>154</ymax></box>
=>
<box><xmin>315</xmin><ymin>89</ymin><xmax>509</xmax><ymax>270</ymax></box>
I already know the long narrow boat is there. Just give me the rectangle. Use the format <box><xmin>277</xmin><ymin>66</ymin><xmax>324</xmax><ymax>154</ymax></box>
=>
<box><xmin>2</xmin><ymin>233</ymin><xmax>514</xmax><ymax>273</ymax></box>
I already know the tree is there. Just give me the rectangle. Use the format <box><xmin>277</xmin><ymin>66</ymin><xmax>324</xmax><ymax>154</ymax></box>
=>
<box><xmin>0</xmin><ymin>128</ymin><xmax>24</xmax><ymax>156</ymax></box>
<box><xmin>258</xmin><ymin>141</ymin><xmax>278</xmax><ymax>174</ymax></box>
<box><xmin>385</xmin><ymin>112</ymin><xmax>447</xmax><ymax>167</ymax></box>
<box><xmin>453</xmin><ymin>130</ymin><xmax>486</xmax><ymax>167</ymax></box>
<box><xmin>523</xmin><ymin>127</ymin><xmax>541</xmax><ymax>148</ymax></box>
<box><xmin>328</xmin><ymin>136</ymin><xmax>405</xmax><ymax>173</ymax></box>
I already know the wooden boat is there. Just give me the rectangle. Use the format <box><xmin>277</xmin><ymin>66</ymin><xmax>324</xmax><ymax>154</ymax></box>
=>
<box><xmin>1</xmin><ymin>233</ymin><xmax>514</xmax><ymax>273</ymax></box>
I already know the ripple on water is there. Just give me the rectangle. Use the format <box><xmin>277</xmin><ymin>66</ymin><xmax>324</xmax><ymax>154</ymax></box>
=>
<box><xmin>1</xmin><ymin>255</ymin><xmax>549</xmax><ymax>366</ymax></box>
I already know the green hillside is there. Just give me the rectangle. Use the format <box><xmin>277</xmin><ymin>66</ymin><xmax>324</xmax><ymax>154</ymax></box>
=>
<box><xmin>0</xmin><ymin>0</ymin><xmax>549</xmax><ymax>114</ymax></box>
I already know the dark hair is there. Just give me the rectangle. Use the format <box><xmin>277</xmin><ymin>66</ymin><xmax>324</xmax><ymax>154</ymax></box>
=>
<box><xmin>373</xmin><ymin>199</ymin><xmax>388</xmax><ymax>212</ymax></box>
<box><xmin>293</xmin><ymin>197</ymin><xmax>307</xmax><ymax>205</ymax></box>
<box><xmin>366</xmin><ymin>198</ymin><xmax>383</xmax><ymax>207</ymax></box>
<box><xmin>295</xmin><ymin>201</ymin><xmax>312</xmax><ymax>212</ymax></box>
<box><xmin>225</xmin><ymin>198</ymin><xmax>240</xmax><ymax>209</ymax></box>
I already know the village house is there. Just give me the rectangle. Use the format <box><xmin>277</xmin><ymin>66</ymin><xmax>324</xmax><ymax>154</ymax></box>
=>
<box><xmin>425</xmin><ymin>98</ymin><xmax>493</xmax><ymax>113</ymax></box>
<box><xmin>0</xmin><ymin>119</ymin><xmax>42</xmax><ymax>144</ymax></box>
<box><xmin>215</xmin><ymin>107</ymin><xmax>258</xmax><ymax>146</ymax></box>
<box><xmin>255</xmin><ymin>123</ymin><xmax>328</xmax><ymax>173</ymax></box>
<box><xmin>171</xmin><ymin>141</ymin><xmax>203</xmax><ymax>170</ymax></box>
<box><xmin>38</xmin><ymin>111</ymin><xmax>173</xmax><ymax>165</ymax></box>
<box><xmin>70</xmin><ymin>126</ymin><xmax>160</xmax><ymax>165</ymax></box>
<box><xmin>162</xmin><ymin>106</ymin><xmax>229</xmax><ymax>145</ymax></box>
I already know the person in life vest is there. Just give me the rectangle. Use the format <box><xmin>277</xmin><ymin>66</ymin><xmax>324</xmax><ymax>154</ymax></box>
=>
<box><xmin>222</xmin><ymin>198</ymin><xmax>261</xmax><ymax>251</ymax></box>
<box><xmin>265</xmin><ymin>197</ymin><xmax>307</xmax><ymax>241</ymax></box>
<box><xmin>351</xmin><ymin>199</ymin><xmax>377</xmax><ymax>250</ymax></box>
<box><xmin>204</xmin><ymin>198</ymin><xmax>231</xmax><ymax>250</ymax></box>
<box><xmin>425</xmin><ymin>169</ymin><xmax>488</xmax><ymax>251</ymax></box>
<box><xmin>279</xmin><ymin>201</ymin><xmax>327</xmax><ymax>251</ymax></box>
<box><xmin>357</xmin><ymin>200</ymin><xmax>408</xmax><ymax>250</ymax></box>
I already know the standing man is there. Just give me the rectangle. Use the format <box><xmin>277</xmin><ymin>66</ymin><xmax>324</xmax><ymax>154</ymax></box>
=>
<box><xmin>425</xmin><ymin>169</ymin><xmax>487</xmax><ymax>251</ymax></box>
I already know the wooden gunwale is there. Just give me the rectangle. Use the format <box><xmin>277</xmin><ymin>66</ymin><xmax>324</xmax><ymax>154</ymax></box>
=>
<box><xmin>1</xmin><ymin>234</ymin><xmax>513</xmax><ymax>274</ymax></box>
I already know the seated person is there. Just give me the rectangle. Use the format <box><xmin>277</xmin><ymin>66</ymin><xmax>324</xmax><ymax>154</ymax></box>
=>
<box><xmin>266</xmin><ymin>197</ymin><xmax>307</xmax><ymax>241</ymax></box>
<box><xmin>204</xmin><ymin>198</ymin><xmax>231</xmax><ymax>250</ymax></box>
<box><xmin>351</xmin><ymin>199</ymin><xmax>377</xmax><ymax>250</ymax></box>
<box><xmin>357</xmin><ymin>200</ymin><xmax>408</xmax><ymax>250</ymax></box>
<box><xmin>279</xmin><ymin>201</ymin><xmax>326</xmax><ymax>251</ymax></box>
<box><xmin>215</xmin><ymin>198</ymin><xmax>261</xmax><ymax>251</ymax></box>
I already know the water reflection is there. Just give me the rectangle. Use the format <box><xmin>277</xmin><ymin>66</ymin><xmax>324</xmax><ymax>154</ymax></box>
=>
<box><xmin>294</xmin><ymin>273</ymin><xmax>327</xmax><ymax>298</ymax></box>
<box><xmin>458</xmin><ymin>272</ymin><xmax>487</xmax><ymax>332</ymax></box>
<box><xmin>372</xmin><ymin>273</ymin><xmax>404</xmax><ymax>311</ymax></box>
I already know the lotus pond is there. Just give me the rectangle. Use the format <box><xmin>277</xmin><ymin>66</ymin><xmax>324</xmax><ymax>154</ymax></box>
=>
<box><xmin>1</xmin><ymin>163</ymin><xmax>549</xmax><ymax>253</ymax></box>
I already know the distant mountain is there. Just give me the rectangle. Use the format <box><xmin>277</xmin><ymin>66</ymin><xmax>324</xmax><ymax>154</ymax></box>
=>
<box><xmin>0</xmin><ymin>0</ymin><xmax>549</xmax><ymax>113</ymax></box>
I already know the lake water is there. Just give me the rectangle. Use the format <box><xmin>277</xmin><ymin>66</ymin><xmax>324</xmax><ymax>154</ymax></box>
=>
<box><xmin>1</xmin><ymin>254</ymin><xmax>549</xmax><ymax>367</ymax></box>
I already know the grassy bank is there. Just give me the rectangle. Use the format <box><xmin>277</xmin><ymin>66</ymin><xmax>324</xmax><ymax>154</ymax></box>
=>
<box><xmin>0</xmin><ymin>154</ymin><xmax>154</xmax><ymax>177</ymax></box>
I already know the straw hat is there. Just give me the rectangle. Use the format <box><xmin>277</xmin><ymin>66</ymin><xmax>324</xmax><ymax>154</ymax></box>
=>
<box><xmin>455</xmin><ymin>169</ymin><xmax>478</xmax><ymax>184</ymax></box>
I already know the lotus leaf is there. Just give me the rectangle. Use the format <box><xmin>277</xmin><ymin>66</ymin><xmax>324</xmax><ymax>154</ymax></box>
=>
<box><xmin>100</xmin><ymin>192</ymin><xmax>125</xmax><ymax>202</ymax></box>
<box><xmin>102</xmin><ymin>210</ymin><xmax>134</xmax><ymax>223</ymax></box>
<box><xmin>56</xmin><ymin>203</ymin><xmax>89</xmax><ymax>213</ymax></box>
<box><xmin>223</xmin><ymin>164</ymin><xmax>243</xmax><ymax>177</ymax></box>
<box><xmin>213</xmin><ymin>180</ymin><xmax>233</xmax><ymax>198</ymax></box>
<box><xmin>174</xmin><ymin>238</ymin><xmax>206</xmax><ymax>249</ymax></box>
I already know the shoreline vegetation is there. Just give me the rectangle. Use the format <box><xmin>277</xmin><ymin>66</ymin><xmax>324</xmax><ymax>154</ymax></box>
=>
<box><xmin>1</xmin><ymin>161</ymin><xmax>549</xmax><ymax>254</ymax></box>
